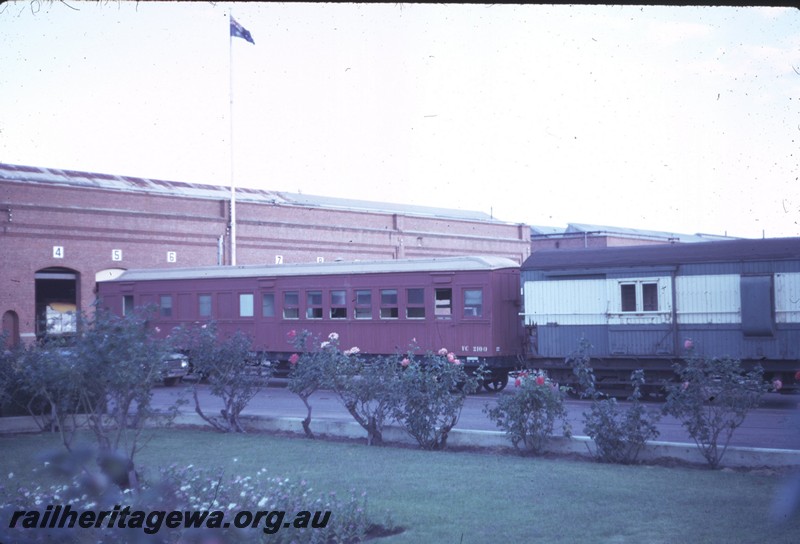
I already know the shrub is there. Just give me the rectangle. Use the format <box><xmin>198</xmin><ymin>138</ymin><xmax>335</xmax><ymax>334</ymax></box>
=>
<box><xmin>287</xmin><ymin>331</ymin><xmax>341</xmax><ymax>438</ymax></box>
<box><xmin>0</xmin><ymin>337</ymin><xmax>25</xmax><ymax>416</ymax></box>
<box><xmin>75</xmin><ymin>307</ymin><xmax>181</xmax><ymax>489</ymax></box>
<box><xmin>176</xmin><ymin>322</ymin><xmax>269</xmax><ymax>433</ymax></box>
<box><xmin>663</xmin><ymin>351</ymin><xmax>769</xmax><ymax>468</ymax></box>
<box><xmin>390</xmin><ymin>348</ymin><xmax>480</xmax><ymax>450</ymax></box>
<box><xmin>568</xmin><ymin>341</ymin><xmax>661</xmax><ymax>464</ymax></box>
<box><xmin>10</xmin><ymin>308</ymin><xmax>178</xmax><ymax>489</ymax></box>
<box><xmin>11</xmin><ymin>337</ymin><xmax>85</xmax><ymax>435</ymax></box>
<box><xmin>287</xmin><ymin>333</ymin><xmax>481</xmax><ymax>450</ymax></box>
<box><xmin>484</xmin><ymin>370</ymin><xmax>571</xmax><ymax>455</ymax></box>
<box><xmin>329</xmin><ymin>353</ymin><xmax>401</xmax><ymax>446</ymax></box>
<box><xmin>582</xmin><ymin>370</ymin><xmax>661</xmax><ymax>464</ymax></box>
<box><xmin>566</xmin><ymin>338</ymin><xmax>597</xmax><ymax>398</ymax></box>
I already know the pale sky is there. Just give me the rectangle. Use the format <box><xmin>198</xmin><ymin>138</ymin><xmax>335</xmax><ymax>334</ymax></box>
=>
<box><xmin>1</xmin><ymin>2</ymin><xmax>799</xmax><ymax>239</ymax></box>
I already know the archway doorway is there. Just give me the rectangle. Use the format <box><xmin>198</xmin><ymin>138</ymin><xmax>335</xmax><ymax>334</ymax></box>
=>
<box><xmin>2</xmin><ymin>311</ymin><xmax>19</xmax><ymax>348</ymax></box>
<box><xmin>35</xmin><ymin>267</ymin><xmax>79</xmax><ymax>339</ymax></box>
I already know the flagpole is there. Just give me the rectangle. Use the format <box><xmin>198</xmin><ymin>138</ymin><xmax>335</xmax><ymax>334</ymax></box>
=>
<box><xmin>229</xmin><ymin>9</ymin><xmax>237</xmax><ymax>266</ymax></box>
<box><xmin>228</xmin><ymin>13</ymin><xmax>254</xmax><ymax>266</ymax></box>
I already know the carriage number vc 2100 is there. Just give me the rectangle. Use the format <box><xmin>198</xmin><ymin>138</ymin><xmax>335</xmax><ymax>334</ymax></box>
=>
<box><xmin>462</xmin><ymin>346</ymin><xmax>488</xmax><ymax>353</ymax></box>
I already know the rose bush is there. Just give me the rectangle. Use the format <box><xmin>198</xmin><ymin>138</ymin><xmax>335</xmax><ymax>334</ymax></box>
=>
<box><xmin>287</xmin><ymin>331</ymin><xmax>344</xmax><ymax>438</ymax></box>
<box><xmin>174</xmin><ymin>322</ymin><xmax>269</xmax><ymax>433</ymax></box>
<box><xmin>390</xmin><ymin>348</ymin><xmax>482</xmax><ymax>450</ymax></box>
<box><xmin>10</xmin><ymin>306</ymin><xmax>180</xmax><ymax>490</ymax></box>
<box><xmin>582</xmin><ymin>370</ymin><xmax>661</xmax><ymax>464</ymax></box>
<box><xmin>663</xmin><ymin>348</ymin><xmax>769</xmax><ymax>468</ymax></box>
<box><xmin>568</xmin><ymin>340</ymin><xmax>661</xmax><ymax>464</ymax></box>
<box><xmin>328</xmin><ymin>352</ymin><xmax>401</xmax><ymax>446</ymax></box>
<box><xmin>484</xmin><ymin>370</ymin><xmax>571</xmax><ymax>455</ymax></box>
<box><xmin>287</xmin><ymin>332</ymin><xmax>483</xmax><ymax>450</ymax></box>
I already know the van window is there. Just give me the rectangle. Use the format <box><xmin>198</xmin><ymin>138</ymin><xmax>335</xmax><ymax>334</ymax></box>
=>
<box><xmin>464</xmin><ymin>289</ymin><xmax>483</xmax><ymax>317</ymax></box>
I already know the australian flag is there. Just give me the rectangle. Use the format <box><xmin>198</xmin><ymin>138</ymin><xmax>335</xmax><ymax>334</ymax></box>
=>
<box><xmin>230</xmin><ymin>16</ymin><xmax>255</xmax><ymax>45</ymax></box>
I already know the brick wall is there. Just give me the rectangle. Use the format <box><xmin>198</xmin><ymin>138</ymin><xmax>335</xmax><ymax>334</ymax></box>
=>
<box><xmin>1</xmin><ymin>171</ymin><xmax>530</xmax><ymax>344</ymax></box>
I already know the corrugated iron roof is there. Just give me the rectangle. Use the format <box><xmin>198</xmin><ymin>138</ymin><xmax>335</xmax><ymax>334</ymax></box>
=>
<box><xmin>522</xmin><ymin>237</ymin><xmax>800</xmax><ymax>271</ymax></box>
<box><xmin>566</xmin><ymin>223</ymin><xmax>736</xmax><ymax>243</ymax></box>
<box><xmin>529</xmin><ymin>225</ymin><xmax>567</xmax><ymax>236</ymax></box>
<box><xmin>107</xmin><ymin>255</ymin><xmax>521</xmax><ymax>283</ymax></box>
<box><xmin>529</xmin><ymin>222</ymin><xmax>734</xmax><ymax>243</ymax></box>
<box><xmin>0</xmin><ymin>162</ymin><xmax>500</xmax><ymax>223</ymax></box>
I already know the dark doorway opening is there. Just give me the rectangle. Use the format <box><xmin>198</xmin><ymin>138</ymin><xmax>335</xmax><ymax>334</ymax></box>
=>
<box><xmin>2</xmin><ymin>310</ymin><xmax>19</xmax><ymax>348</ymax></box>
<box><xmin>35</xmin><ymin>268</ymin><xmax>79</xmax><ymax>339</ymax></box>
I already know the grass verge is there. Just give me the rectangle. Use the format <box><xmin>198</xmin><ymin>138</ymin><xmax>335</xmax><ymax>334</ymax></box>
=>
<box><xmin>2</xmin><ymin>428</ymin><xmax>799</xmax><ymax>543</ymax></box>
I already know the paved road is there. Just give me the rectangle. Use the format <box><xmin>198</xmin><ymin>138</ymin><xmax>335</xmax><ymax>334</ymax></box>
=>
<box><xmin>152</xmin><ymin>381</ymin><xmax>800</xmax><ymax>450</ymax></box>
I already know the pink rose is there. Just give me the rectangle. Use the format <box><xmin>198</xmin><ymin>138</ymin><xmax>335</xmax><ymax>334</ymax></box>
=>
<box><xmin>287</xmin><ymin>330</ymin><xmax>297</xmax><ymax>342</ymax></box>
<box><xmin>438</xmin><ymin>348</ymin><xmax>448</xmax><ymax>356</ymax></box>
<box><xmin>684</xmin><ymin>339</ymin><xmax>694</xmax><ymax>350</ymax></box>
<box><xmin>535</xmin><ymin>375</ymin><xmax>545</xmax><ymax>385</ymax></box>
<box><xmin>447</xmin><ymin>352</ymin><xmax>455</xmax><ymax>363</ymax></box>
<box><xmin>773</xmin><ymin>379</ymin><xmax>783</xmax><ymax>391</ymax></box>
<box><xmin>401</xmin><ymin>358</ymin><xmax>410</xmax><ymax>367</ymax></box>
<box><xmin>289</xmin><ymin>353</ymin><xmax>300</xmax><ymax>365</ymax></box>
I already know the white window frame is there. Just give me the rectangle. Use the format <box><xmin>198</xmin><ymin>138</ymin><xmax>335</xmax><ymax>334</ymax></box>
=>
<box><xmin>619</xmin><ymin>281</ymin><xmax>659</xmax><ymax>313</ymax></box>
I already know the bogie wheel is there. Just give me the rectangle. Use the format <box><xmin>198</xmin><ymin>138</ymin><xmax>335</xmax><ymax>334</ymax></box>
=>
<box><xmin>483</xmin><ymin>375</ymin><xmax>509</xmax><ymax>392</ymax></box>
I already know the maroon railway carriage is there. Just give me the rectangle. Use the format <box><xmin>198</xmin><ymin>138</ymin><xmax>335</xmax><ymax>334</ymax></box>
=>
<box><xmin>96</xmin><ymin>256</ymin><xmax>523</xmax><ymax>390</ymax></box>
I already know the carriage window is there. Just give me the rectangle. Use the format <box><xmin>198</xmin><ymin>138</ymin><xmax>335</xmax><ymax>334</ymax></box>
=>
<box><xmin>239</xmin><ymin>293</ymin><xmax>254</xmax><ymax>317</ymax></box>
<box><xmin>283</xmin><ymin>291</ymin><xmax>299</xmax><ymax>319</ymax></box>
<box><xmin>620</xmin><ymin>282</ymin><xmax>658</xmax><ymax>312</ymax></box>
<box><xmin>620</xmin><ymin>284</ymin><xmax>637</xmax><ymax>312</ymax></box>
<box><xmin>306</xmin><ymin>291</ymin><xmax>323</xmax><ymax>319</ymax></box>
<box><xmin>435</xmin><ymin>288</ymin><xmax>452</xmax><ymax>319</ymax></box>
<box><xmin>355</xmin><ymin>289</ymin><xmax>372</xmax><ymax>319</ymax></box>
<box><xmin>123</xmin><ymin>295</ymin><xmax>134</xmax><ymax>316</ymax></box>
<box><xmin>406</xmin><ymin>288</ymin><xmax>425</xmax><ymax>319</ymax></box>
<box><xmin>380</xmin><ymin>289</ymin><xmax>399</xmax><ymax>319</ymax></box>
<box><xmin>642</xmin><ymin>283</ymin><xmax>658</xmax><ymax>311</ymax></box>
<box><xmin>464</xmin><ymin>289</ymin><xmax>483</xmax><ymax>318</ymax></box>
<box><xmin>330</xmin><ymin>290</ymin><xmax>347</xmax><ymax>319</ymax></box>
<box><xmin>262</xmin><ymin>293</ymin><xmax>275</xmax><ymax>318</ymax></box>
<box><xmin>199</xmin><ymin>294</ymin><xmax>212</xmax><ymax>318</ymax></box>
<box><xmin>160</xmin><ymin>295</ymin><xmax>173</xmax><ymax>317</ymax></box>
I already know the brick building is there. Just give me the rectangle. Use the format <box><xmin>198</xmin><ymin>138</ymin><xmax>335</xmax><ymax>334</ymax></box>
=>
<box><xmin>529</xmin><ymin>223</ymin><xmax>734</xmax><ymax>252</ymax></box>
<box><xmin>0</xmin><ymin>163</ymin><xmax>530</xmax><ymax>346</ymax></box>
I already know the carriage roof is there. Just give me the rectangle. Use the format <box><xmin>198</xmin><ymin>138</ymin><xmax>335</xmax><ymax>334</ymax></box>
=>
<box><xmin>521</xmin><ymin>237</ymin><xmax>800</xmax><ymax>271</ymax></box>
<box><xmin>107</xmin><ymin>255</ymin><xmax>520</xmax><ymax>283</ymax></box>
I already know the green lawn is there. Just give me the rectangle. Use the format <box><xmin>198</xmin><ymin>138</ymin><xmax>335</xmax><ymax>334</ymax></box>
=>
<box><xmin>3</xmin><ymin>428</ymin><xmax>799</xmax><ymax>543</ymax></box>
